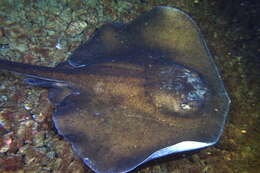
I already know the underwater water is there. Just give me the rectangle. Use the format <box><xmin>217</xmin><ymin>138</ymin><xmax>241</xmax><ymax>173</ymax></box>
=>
<box><xmin>0</xmin><ymin>0</ymin><xmax>259</xmax><ymax>173</ymax></box>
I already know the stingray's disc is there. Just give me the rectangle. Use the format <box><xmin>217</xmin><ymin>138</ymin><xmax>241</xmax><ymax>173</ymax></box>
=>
<box><xmin>51</xmin><ymin>6</ymin><xmax>230</xmax><ymax>173</ymax></box>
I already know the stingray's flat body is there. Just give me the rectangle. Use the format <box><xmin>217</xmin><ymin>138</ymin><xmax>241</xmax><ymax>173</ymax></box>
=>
<box><xmin>0</xmin><ymin>6</ymin><xmax>230</xmax><ymax>173</ymax></box>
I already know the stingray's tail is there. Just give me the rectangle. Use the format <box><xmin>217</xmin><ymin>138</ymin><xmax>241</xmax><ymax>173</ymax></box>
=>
<box><xmin>0</xmin><ymin>59</ymin><xmax>67</xmax><ymax>82</ymax></box>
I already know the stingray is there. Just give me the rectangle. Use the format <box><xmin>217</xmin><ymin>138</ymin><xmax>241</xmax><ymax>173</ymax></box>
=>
<box><xmin>0</xmin><ymin>6</ymin><xmax>230</xmax><ymax>173</ymax></box>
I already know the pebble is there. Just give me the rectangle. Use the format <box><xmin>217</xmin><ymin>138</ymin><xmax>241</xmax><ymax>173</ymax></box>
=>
<box><xmin>0</xmin><ymin>133</ymin><xmax>13</xmax><ymax>153</ymax></box>
<box><xmin>67</xmin><ymin>21</ymin><xmax>88</xmax><ymax>36</ymax></box>
<box><xmin>0</xmin><ymin>28</ymin><xmax>3</xmax><ymax>37</ymax></box>
<box><xmin>0</xmin><ymin>155</ymin><xmax>23</xmax><ymax>171</ymax></box>
<box><xmin>0</xmin><ymin>43</ymin><xmax>9</xmax><ymax>50</ymax></box>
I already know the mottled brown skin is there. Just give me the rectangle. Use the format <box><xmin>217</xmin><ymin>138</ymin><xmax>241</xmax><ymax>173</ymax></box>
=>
<box><xmin>0</xmin><ymin>55</ymin><xmax>216</xmax><ymax>173</ymax></box>
<box><xmin>0</xmin><ymin>7</ymin><xmax>230</xmax><ymax>173</ymax></box>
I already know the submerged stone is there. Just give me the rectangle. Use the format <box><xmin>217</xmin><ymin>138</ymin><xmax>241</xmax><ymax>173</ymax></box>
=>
<box><xmin>0</xmin><ymin>6</ymin><xmax>230</xmax><ymax>173</ymax></box>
